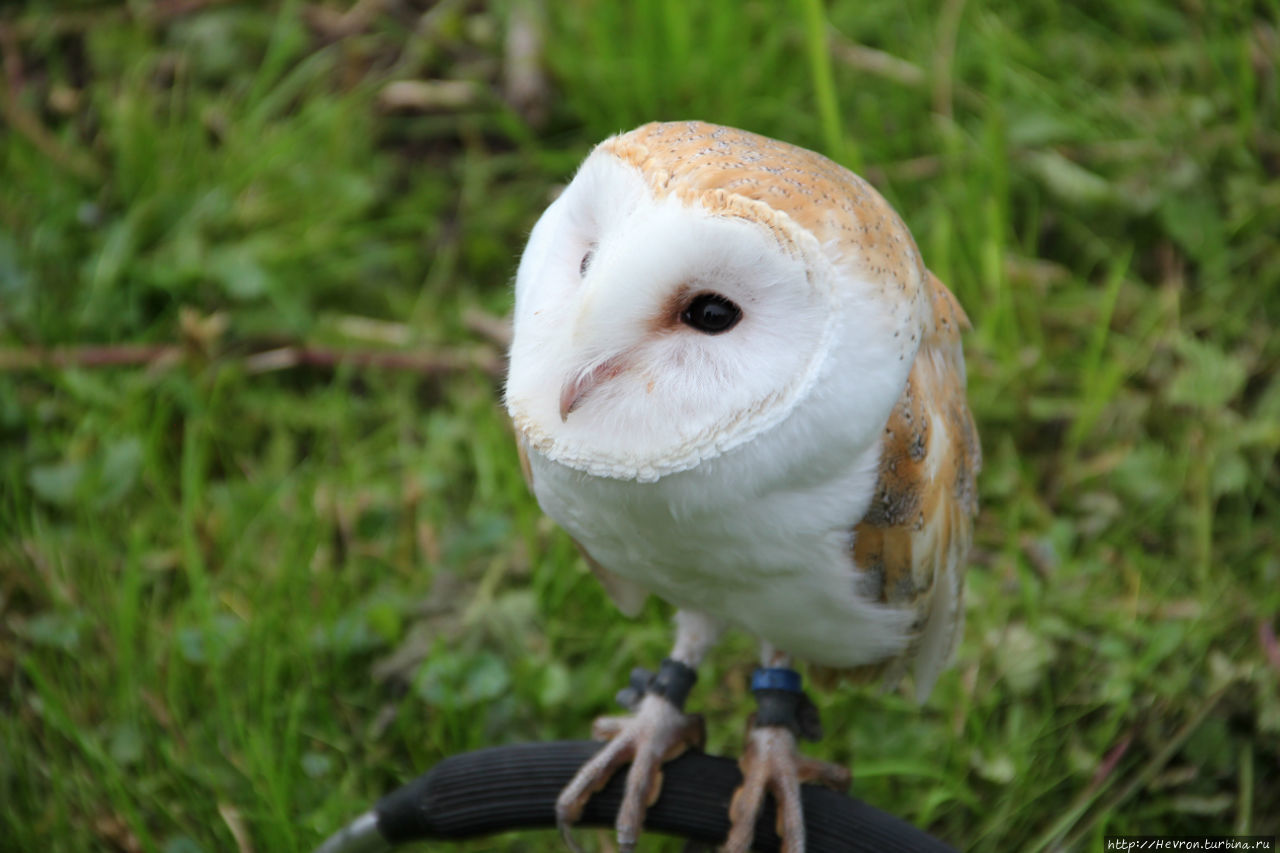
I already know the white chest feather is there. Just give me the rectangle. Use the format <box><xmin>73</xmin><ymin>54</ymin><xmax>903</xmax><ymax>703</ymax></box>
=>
<box><xmin>526</xmin><ymin>419</ymin><xmax>913</xmax><ymax>668</ymax></box>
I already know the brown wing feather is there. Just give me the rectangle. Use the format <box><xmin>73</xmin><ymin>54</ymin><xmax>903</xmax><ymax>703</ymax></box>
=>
<box><xmin>516</xmin><ymin>438</ymin><xmax>650</xmax><ymax>617</ymax></box>
<box><xmin>815</xmin><ymin>272</ymin><xmax>981</xmax><ymax>699</ymax></box>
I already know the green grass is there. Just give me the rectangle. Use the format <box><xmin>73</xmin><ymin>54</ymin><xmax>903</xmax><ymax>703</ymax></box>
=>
<box><xmin>2</xmin><ymin>1</ymin><xmax>1278</xmax><ymax>850</ymax></box>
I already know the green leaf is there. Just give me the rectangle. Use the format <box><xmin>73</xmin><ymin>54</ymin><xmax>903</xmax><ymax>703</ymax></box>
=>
<box><xmin>87</xmin><ymin>216</ymin><xmax>138</xmax><ymax>293</ymax></box>
<box><xmin>18</xmin><ymin>611</ymin><xmax>86</xmax><ymax>651</ymax></box>
<box><xmin>177</xmin><ymin>614</ymin><xmax>246</xmax><ymax>665</ymax></box>
<box><xmin>301</xmin><ymin>751</ymin><xmax>334</xmax><ymax>779</ymax></box>
<box><xmin>109</xmin><ymin>722</ymin><xmax>144</xmax><ymax>767</ymax></box>
<box><xmin>207</xmin><ymin>243</ymin><xmax>271</xmax><ymax>300</ymax></box>
<box><xmin>1160</xmin><ymin>190</ymin><xmax>1224</xmax><ymax>263</ymax></box>
<box><xmin>971</xmin><ymin>749</ymin><xmax>1017</xmax><ymax>784</ymax></box>
<box><xmin>445</xmin><ymin>513</ymin><xmax>513</xmax><ymax>563</ymax></box>
<box><xmin>365</xmin><ymin>602</ymin><xmax>404</xmax><ymax>645</ymax></box>
<box><xmin>0</xmin><ymin>232</ymin><xmax>36</xmax><ymax>322</ymax></box>
<box><xmin>1251</xmin><ymin>372</ymin><xmax>1280</xmax><ymax>425</ymax></box>
<box><xmin>413</xmin><ymin>650</ymin><xmax>511</xmax><ymax>708</ymax></box>
<box><xmin>1166</xmin><ymin>336</ymin><xmax>1247</xmax><ymax>411</ymax></box>
<box><xmin>1007</xmin><ymin>111</ymin><xmax>1077</xmax><ymax>147</ymax></box>
<box><xmin>309</xmin><ymin>613</ymin><xmax>380</xmax><ymax>656</ymax></box>
<box><xmin>161</xmin><ymin>837</ymin><xmax>205</xmax><ymax>853</ymax></box>
<box><xmin>1210</xmin><ymin>449</ymin><xmax>1249</xmax><ymax>498</ymax></box>
<box><xmin>98</xmin><ymin>437</ymin><xmax>144</xmax><ymax>506</ymax></box>
<box><xmin>462</xmin><ymin>652</ymin><xmax>510</xmax><ymax>704</ymax></box>
<box><xmin>29</xmin><ymin>460</ymin><xmax>85</xmax><ymax>506</ymax></box>
<box><xmin>538</xmin><ymin>661</ymin><xmax>571</xmax><ymax>708</ymax></box>
<box><xmin>1110</xmin><ymin>445</ymin><xmax>1172</xmax><ymax>505</ymax></box>
<box><xmin>413</xmin><ymin>653</ymin><xmax>464</xmax><ymax>707</ymax></box>
<box><xmin>990</xmin><ymin>623</ymin><xmax>1055</xmax><ymax>694</ymax></box>
<box><xmin>1025</xmin><ymin>150</ymin><xmax>1115</xmax><ymax>207</ymax></box>
<box><xmin>62</xmin><ymin>370</ymin><xmax>119</xmax><ymax>407</ymax></box>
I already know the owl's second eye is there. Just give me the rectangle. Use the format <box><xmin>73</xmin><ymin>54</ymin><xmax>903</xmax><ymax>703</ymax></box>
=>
<box><xmin>579</xmin><ymin>247</ymin><xmax>595</xmax><ymax>277</ymax></box>
<box><xmin>681</xmin><ymin>293</ymin><xmax>742</xmax><ymax>335</ymax></box>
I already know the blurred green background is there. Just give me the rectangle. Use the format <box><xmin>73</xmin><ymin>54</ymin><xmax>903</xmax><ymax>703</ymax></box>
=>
<box><xmin>2</xmin><ymin>1</ymin><xmax>1278</xmax><ymax>850</ymax></box>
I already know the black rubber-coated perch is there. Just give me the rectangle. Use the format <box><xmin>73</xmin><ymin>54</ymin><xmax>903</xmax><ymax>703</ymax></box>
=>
<box><xmin>313</xmin><ymin>741</ymin><xmax>957</xmax><ymax>852</ymax></box>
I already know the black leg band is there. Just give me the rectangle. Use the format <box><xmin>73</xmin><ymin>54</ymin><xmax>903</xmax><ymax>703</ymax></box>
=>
<box><xmin>614</xmin><ymin>658</ymin><xmax>699</xmax><ymax>712</ymax></box>
<box><xmin>751</xmin><ymin>667</ymin><xmax>823</xmax><ymax>741</ymax></box>
<box><xmin>651</xmin><ymin>658</ymin><xmax>699</xmax><ymax>708</ymax></box>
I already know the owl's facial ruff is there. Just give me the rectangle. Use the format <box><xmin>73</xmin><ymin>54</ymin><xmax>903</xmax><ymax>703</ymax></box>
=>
<box><xmin>506</xmin><ymin>151</ymin><xmax>906</xmax><ymax>483</ymax></box>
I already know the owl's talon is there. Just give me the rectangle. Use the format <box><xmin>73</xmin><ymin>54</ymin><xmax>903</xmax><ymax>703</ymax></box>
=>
<box><xmin>723</xmin><ymin>725</ymin><xmax>848</xmax><ymax>853</ymax></box>
<box><xmin>557</xmin><ymin>818</ymin><xmax>586</xmax><ymax>853</ymax></box>
<box><xmin>556</xmin><ymin>691</ymin><xmax>704</xmax><ymax>851</ymax></box>
<box><xmin>795</xmin><ymin>754</ymin><xmax>852</xmax><ymax>793</ymax></box>
<box><xmin>590</xmin><ymin>714</ymin><xmax>630</xmax><ymax>741</ymax></box>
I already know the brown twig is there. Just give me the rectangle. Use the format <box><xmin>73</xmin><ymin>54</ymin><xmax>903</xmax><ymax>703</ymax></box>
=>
<box><xmin>0</xmin><ymin>343</ymin><xmax>501</xmax><ymax>376</ymax></box>
<box><xmin>0</xmin><ymin>345</ymin><xmax>177</xmax><ymax>370</ymax></box>
<box><xmin>826</xmin><ymin>29</ymin><xmax>926</xmax><ymax>88</ymax></box>
<box><xmin>462</xmin><ymin>307</ymin><xmax>513</xmax><ymax>349</ymax></box>
<box><xmin>242</xmin><ymin>345</ymin><xmax>500</xmax><ymax>375</ymax></box>
<box><xmin>1088</xmin><ymin>731</ymin><xmax>1133</xmax><ymax>793</ymax></box>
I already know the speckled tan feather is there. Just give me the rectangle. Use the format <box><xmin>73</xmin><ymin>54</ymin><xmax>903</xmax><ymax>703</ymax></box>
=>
<box><xmin>829</xmin><ymin>271</ymin><xmax>981</xmax><ymax>695</ymax></box>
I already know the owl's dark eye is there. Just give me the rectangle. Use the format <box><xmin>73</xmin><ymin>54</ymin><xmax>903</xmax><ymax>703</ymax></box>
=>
<box><xmin>680</xmin><ymin>292</ymin><xmax>742</xmax><ymax>335</ymax></box>
<box><xmin>579</xmin><ymin>247</ymin><xmax>595</xmax><ymax>277</ymax></box>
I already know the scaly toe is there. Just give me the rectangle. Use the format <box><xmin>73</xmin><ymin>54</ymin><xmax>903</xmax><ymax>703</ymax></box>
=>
<box><xmin>723</xmin><ymin>726</ymin><xmax>843</xmax><ymax>853</ymax></box>
<box><xmin>796</xmin><ymin>754</ymin><xmax>851</xmax><ymax>793</ymax></box>
<box><xmin>556</xmin><ymin>733</ymin><xmax>636</xmax><ymax>840</ymax></box>
<box><xmin>557</xmin><ymin>694</ymin><xmax>704</xmax><ymax>850</ymax></box>
<box><xmin>591</xmin><ymin>714</ymin><xmax>632</xmax><ymax>741</ymax></box>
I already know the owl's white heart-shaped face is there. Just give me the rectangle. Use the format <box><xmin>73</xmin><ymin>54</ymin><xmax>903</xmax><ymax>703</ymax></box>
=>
<box><xmin>506</xmin><ymin>123</ymin><xmax>928</xmax><ymax>483</ymax></box>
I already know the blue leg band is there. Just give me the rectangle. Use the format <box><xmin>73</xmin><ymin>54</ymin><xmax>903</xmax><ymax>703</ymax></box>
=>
<box><xmin>750</xmin><ymin>667</ymin><xmax>823</xmax><ymax>741</ymax></box>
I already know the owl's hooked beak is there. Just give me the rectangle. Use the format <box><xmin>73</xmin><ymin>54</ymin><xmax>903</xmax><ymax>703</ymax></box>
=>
<box><xmin>559</xmin><ymin>356</ymin><xmax>627</xmax><ymax>421</ymax></box>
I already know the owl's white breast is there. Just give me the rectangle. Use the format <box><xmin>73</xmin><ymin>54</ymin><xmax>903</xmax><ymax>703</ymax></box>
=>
<box><xmin>525</xmin><ymin>370</ymin><xmax>915</xmax><ymax>668</ymax></box>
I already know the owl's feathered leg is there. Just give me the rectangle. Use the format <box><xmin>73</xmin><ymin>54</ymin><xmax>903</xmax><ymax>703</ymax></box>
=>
<box><xmin>722</xmin><ymin>652</ymin><xmax>851</xmax><ymax>853</ymax></box>
<box><xmin>556</xmin><ymin>610</ymin><xmax>721</xmax><ymax>853</ymax></box>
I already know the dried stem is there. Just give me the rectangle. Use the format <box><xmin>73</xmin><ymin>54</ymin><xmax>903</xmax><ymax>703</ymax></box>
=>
<box><xmin>0</xmin><ymin>343</ymin><xmax>501</xmax><ymax>376</ymax></box>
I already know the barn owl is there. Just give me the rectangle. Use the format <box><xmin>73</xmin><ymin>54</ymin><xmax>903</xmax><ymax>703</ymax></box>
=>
<box><xmin>505</xmin><ymin>121</ymin><xmax>980</xmax><ymax>852</ymax></box>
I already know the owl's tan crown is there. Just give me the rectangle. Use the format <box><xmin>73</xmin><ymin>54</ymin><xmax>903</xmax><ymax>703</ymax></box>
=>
<box><xmin>599</xmin><ymin>121</ymin><xmax>931</xmax><ymax>329</ymax></box>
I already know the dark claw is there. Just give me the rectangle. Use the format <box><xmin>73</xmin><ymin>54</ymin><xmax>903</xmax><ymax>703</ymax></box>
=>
<box><xmin>795</xmin><ymin>691</ymin><xmax>823</xmax><ymax>741</ymax></box>
<box><xmin>558</xmin><ymin>819</ymin><xmax>585</xmax><ymax>853</ymax></box>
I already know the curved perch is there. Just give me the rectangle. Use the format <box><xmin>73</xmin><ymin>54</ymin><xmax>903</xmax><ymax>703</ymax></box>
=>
<box><xmin>314</xmin><ymin>741</ymin><xmax>956</xmax><ymax>852</ymax></box>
